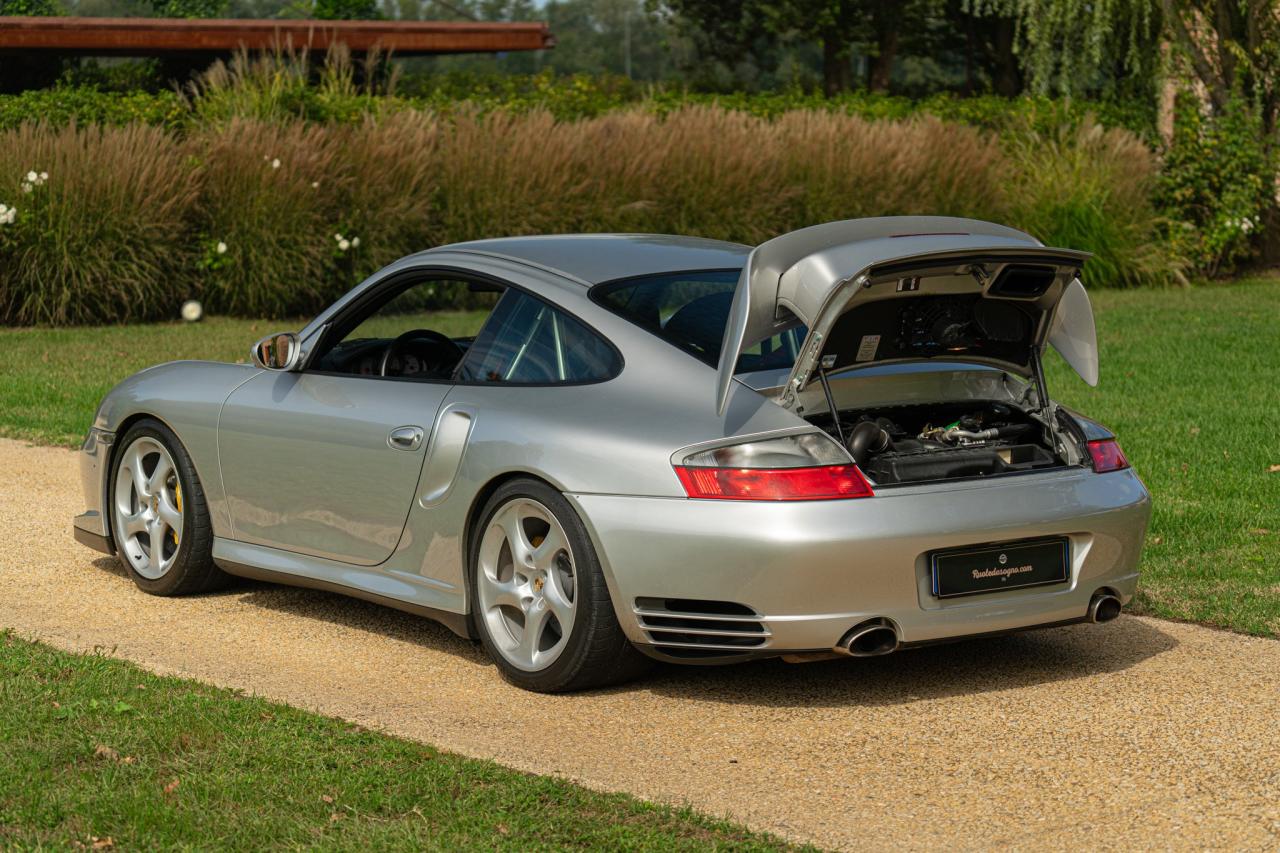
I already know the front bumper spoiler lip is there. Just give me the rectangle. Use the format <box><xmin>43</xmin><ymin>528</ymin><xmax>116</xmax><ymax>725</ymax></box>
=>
<box><xmin>73</xmin><ymin>511</ymin><xmax>114</xmax><ymax>555</ymax></box>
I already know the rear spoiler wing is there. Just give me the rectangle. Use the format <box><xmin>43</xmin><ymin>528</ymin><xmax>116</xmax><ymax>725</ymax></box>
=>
<box><xmin>714</xmin><ymin>217</ymin><xmax>1096</xmax><ymax>414</ymax></box>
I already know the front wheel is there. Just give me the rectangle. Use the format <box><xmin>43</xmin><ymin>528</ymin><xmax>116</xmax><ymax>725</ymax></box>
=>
<box><xmin>469</xmin><ymin>479</ymin><xmax>650</xmax><ymax>692</ymax></box>
<box><xmin>109</xmin><ymin>419</ymin><xmax>228</xmax><ymax>596</ymax></box>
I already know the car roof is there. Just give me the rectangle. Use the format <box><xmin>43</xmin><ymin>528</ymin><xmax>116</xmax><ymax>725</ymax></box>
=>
<box><xmin>422</xmin><ymin>234</ymin><xmax>751</xmax><ymax>285</ymax></box>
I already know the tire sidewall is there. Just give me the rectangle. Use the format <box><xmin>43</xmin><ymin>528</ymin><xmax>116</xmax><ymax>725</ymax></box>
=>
<box><xmin>469</xmin><ymin>478</ymin><xmax>613</xmax><ymax>692</ymax></box>
<box><xmin>109</xmin><ymin>419</ymin><xmax>202</xmax><ymax>596</ymax></box>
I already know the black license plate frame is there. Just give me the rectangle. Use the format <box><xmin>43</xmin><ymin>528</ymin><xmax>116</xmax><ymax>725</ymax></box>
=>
<box><xmin>930</xmin><ymin>537</ymin><xmax>1071</xmax><ymax>599</ymax></box>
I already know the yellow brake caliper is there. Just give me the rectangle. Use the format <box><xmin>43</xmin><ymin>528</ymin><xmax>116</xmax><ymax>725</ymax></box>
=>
<box><xmin>172</xmin><ymin>482</ymin><xmax>182</xmax><ymax>545</ymax></box>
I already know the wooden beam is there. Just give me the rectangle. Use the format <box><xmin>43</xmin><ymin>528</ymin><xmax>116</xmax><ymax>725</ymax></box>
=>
<box><xmin>0</xmin><ymin>16</ymin><xmax>555</xmax><ymax>56</ymax></box>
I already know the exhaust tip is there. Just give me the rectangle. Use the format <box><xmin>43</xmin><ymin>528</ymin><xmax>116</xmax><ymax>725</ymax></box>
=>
<box><xmin>1088</xmin><ymin>592</ymin><xmax>1122</xmax><ymax>623</ymax></box>
<box><xmin>836</xmin><ymin>619</ymin><xmax>900</xmax><ymax>657</ymax></box>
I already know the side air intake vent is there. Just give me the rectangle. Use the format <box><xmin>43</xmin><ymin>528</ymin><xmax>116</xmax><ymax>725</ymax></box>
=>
<box><xmin>634</xmin><ymin>598</ymin><xmax>770</xmax><ymax>658</ymax></box>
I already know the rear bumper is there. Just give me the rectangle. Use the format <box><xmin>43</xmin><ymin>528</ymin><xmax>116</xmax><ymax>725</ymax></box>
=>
<box><xmin>569</xmin><ymin>467</ymin><xmax>1150</xmax><ymax>659</ymax></box>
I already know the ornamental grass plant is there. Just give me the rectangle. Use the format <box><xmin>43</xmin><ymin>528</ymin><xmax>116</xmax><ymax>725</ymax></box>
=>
<box><xmin>0</xmin><ymin>105</ymin><xmax>1178</xmax><ymax>326</ymax></box>
<box><xmin>0</xmin><ymin>124</ymin><xmax>198</xmax><ymax>325</ymax></box>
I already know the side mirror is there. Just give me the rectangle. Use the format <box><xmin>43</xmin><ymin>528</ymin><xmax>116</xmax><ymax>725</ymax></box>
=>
<box><xmin>251</xmin><ymin>332</ymin><xmax>302</xmax><ymax>371</ymax></box>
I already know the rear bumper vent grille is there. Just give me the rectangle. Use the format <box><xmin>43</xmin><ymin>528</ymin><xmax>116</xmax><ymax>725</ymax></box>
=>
<box><xmin>634</xmin><ymin>598</ymin><xmax>770</xmax><ymax>657</ymax></box>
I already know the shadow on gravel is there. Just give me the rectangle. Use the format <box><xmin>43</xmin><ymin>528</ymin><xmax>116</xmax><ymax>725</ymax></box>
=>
<box><xmin>640</xmin><ymin>618</ymin><xmax>1179</xmax><ymax>708</ymax></box>
<box><xmin>233</xmin><ymin>583</ymin><xmax>490</xmax><ymax>665</ymax></box>
<box><xmin>91</xmin><ymin>556</ymin><xmax>128</xmax><ymax>578</ymax></box>
<box><xmin>89</xmin><ymin>556</ymin><xmax>1176</xmax><ymax>707</ymax></box>
<box><xmin>90</xmin><ymin>556</ymin><xmax>487</xmax><ymax>664</ymax></box>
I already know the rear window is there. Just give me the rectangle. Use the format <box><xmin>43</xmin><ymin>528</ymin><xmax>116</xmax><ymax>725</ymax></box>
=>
<box><xmin>593</xmin><ymin>270</ymin><xmax>806</xmax><ymax>374</ymax></box>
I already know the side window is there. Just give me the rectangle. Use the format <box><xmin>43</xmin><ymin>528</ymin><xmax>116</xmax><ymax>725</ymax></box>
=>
<box><xmin>457</xmin><ymin>290</ymin><xmax>620</xmax><ymax>384</ymax></box>
<box><xmin>311</xmin><ymin>277</ymin><xmax>503</xmax><ymax>379</ymax></box>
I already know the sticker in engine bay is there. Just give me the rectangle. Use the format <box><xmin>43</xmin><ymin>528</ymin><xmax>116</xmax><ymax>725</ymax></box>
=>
<box><xmin>855</xmin><ymin>335</ymin><xmax>881</xmax><ymax>362</ymax></box>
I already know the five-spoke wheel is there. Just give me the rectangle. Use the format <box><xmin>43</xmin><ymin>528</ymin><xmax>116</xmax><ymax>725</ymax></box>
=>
<box><xmin>476</xmin><ymin>498</ymin><xmax>578</xmax><ymax>672</ymax></box>
<box><xmin>469</xmin><ymin>478</ymin><xmax>650</xmax><ymax>692</ymax></box>
<box><xmin>109</xmin><ymin>420</ymin><xmax>226</xmax><ymax>595</ymax></box>
<box><xmin>113</xmin><ymin>436</ymin><xmax>183</xmax><ymax>579</ymax></box>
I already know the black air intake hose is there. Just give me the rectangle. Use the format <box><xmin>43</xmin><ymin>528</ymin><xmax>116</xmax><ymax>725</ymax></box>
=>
<box><xmin>847</xmin><ymin>421</ymin><xmax>892</xmax><ymax>466</ymax></box>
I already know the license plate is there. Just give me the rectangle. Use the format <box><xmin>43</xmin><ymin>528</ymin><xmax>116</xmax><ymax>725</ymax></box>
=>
<box><xmin>930</xmin><ymin>537</ymin><xmax>1070</xmax><ymax>599</ymax></box>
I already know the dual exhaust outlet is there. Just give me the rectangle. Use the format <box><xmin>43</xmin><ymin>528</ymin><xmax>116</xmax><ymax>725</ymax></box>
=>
<box><xmin>831</xmin><ymin>590</ymin><xmax>1123</xmax><ymax>658</ymax></box>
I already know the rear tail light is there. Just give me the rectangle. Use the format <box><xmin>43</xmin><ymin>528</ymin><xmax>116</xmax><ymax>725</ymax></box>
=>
<box><xmin>1087</xmin><ymin>438</ymin><xmax>1130</xmax><ymax>473</ymax></box>
<box><xmin>674</xmin><ymin>433</ymin><xmax>874</xmax><ymax>501</ymax></box>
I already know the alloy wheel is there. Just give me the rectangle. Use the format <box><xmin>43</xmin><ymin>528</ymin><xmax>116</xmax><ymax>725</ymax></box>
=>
<box><xmin>476</xmin><ymin>498</ymin><xmax>578</xmax><ymax>672</ymax></box>
<box><xmin>113</xmin><ymin>437</ymin><xmax>183</xmax><ymax>580</ymax></box>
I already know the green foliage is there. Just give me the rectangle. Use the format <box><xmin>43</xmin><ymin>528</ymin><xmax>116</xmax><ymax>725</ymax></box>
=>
<box><xmin>58</xmin><ymin>60</ymin><xmax>167</xmax><ymax>94</ymax></box>
<box><xmin>965</xmin><ymin>0</ymin><xmax>1162</xmax><ymax>98</ymax></box>
<box><xmin>313</xmin><ymin>0</ymin><xmax>380</xmax><ymax>18</ymax></box>
<box><xmin>0</xmin><ymin>87</ymin><xmax>188</xmax><ymax>132</ymax></box>
<box><xmin>151</xmin><ymin>0</ymin><xmax>229</xmax><ymax>16</ymax></box>
<box><xmin>1158</xmin><ymin>94</ymin><xmax>1274</xmax><ymax>277</ymax></box>
<box><xmin>0</xmin><ymin>0</ymin><xmax>60</xmax><ymax>13</ymax></box>
<box><xmin>0</xmin><ymin>63</ymin><xmax>1158</xmax><ymax>137</ymax></box>
<box><xmin>1008</xmin><ymin>119</ymin><xmax>1184</xmax><ymax>288</ymax></box>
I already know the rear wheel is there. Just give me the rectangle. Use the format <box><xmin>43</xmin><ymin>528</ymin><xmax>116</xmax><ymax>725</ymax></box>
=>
<box><xmin>470</xmin><ymin>479</ymin><xmax>650</xmax><ymax>692</ymax></box>
<box><xmin>110</xmin><ymin>419</ymin><xmax>227</xmax><ymax>596</ymax></box>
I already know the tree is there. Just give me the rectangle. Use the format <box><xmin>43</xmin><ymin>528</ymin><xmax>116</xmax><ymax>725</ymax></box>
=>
<box><xmin>665</xmin><ymin>0</ymin><xmax>940</xmax><ymax>95</ymax></box>
<box><xmin>1157</xmin><ymin>1</ymin><xmax>1280</xmax><ymax>133</ymax></box>
<box><xmin>313</xmin><ymin>0</ymin><xmax>379</xmax><ymax>18</ymax></box>
<box><xmin>152</xmin><ymin>0</ymin><xmax>230</xmax><ymax>16</ymax></box>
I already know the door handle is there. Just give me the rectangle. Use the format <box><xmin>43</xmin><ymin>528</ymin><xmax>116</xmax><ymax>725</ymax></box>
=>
<box><xmin>387</xmin><ymin>425</ymin><xmax>424</xmax><ymax>451</ymax></box>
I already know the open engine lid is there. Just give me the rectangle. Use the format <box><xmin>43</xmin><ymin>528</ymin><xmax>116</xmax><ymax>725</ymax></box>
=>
<box><xmin>715</xmin><ymin>217</ymin><xmax>1097</xmax><ymax>414</ymax></box>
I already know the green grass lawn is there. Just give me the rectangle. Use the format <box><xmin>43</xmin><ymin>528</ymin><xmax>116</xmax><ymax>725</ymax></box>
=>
<box><xmin>1042</xmin><ymin>277</ymin><xmax>1280</xmax><ymax>637</ymax></box>
<box><xmin>0</xmin><ymin>282</ymin><xmax>1277</xmax><ymax>640</ymax></box>
<box><xmin>0</xmin><ymin>631</ymin><xmax>799</xmax><ymax>851</ymax></box>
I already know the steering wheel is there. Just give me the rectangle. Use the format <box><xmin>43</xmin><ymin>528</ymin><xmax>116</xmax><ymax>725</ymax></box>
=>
<box><xmin>379</xmin><ymin>329</ymin><xmax>465</xmax><ymax>378</ymax></box>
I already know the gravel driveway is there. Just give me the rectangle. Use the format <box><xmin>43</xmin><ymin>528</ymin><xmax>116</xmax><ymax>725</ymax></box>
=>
<box><xmin>2</xmin><ymin>437</ymin><xmax>1277</xmax><ymax>851</ymax></box>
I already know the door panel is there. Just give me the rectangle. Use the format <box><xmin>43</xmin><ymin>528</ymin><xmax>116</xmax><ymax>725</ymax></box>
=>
<box><xmin>218</xmin><ymin>371</ymin><xmax>450</xmax><ymax>565</ymax></box>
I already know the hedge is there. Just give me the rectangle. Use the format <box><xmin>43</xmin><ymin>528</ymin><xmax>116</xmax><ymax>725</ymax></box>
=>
<box><xmin>0</xmin><ymin>108</ymin><xmax>1179</xmax><ymax>326</ymax></box>
<box><xmin>0</xmin><ymin>71</ymin><xmax>1156</xmax><ymax>138</ymax></box>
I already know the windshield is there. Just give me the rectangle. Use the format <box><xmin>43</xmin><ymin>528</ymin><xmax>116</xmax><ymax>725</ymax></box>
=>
<box><xmin>593</xmin><ymin>269</ymin><xmax>806</xmax><ymax>374</ymax></box>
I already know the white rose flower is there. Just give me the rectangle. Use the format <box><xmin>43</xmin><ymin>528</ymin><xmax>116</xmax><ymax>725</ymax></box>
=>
<box><xmin>22</xmin><ymin>183</ymin><xmax>32</xmax><ymax>193</ymax></box>
<box><xmin>25</xmin><ymin>171</ymin><xmax>37</xmax><ymax>182</ymax></box>
<box><xmin>334</xmin><ymin>233</ymin><xmax>343</xmax><ymax>241</ymax></box>
<box><xmin>3</xmin><ymin>210</ymin><xmax>12</xmax><ymax>224</ymax></box>
<box><xmin>0</xmin><ymin>204</ymin><xmax>7</xmax><ymax>214</ymax></box>
<box><xmin>271</xmin><ymin>158</ymin><xmax>281</xmax><ymax>169</ymax></box>
<box><xmin>351</xmin><ymin>237</ymin><xmax>360</xmax><ymax>248</ymax></box>
<box><xmin>216</xmin><ymin>241</ymin><xmax>228</xmax><ymax>254</ymax></box>
<box><xmin>338</xmin><ymin>239</ymin><xmax>351</xmax><ymax>251</ymax></box>
<box><xmin>311</xmin><ymin>181</ymin><xmax>320</xmax><ymax>189</ymax></box>
<box><xmin>39</xmin><ymin>171</ymin><xmax>48</xmax><ymax>181</ymax></box>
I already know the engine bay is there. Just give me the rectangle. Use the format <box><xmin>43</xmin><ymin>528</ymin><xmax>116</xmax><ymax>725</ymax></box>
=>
<box><xmin>811</xmin><ymin>400</ymin><xmax>1067</xmax><ymax>486</ymax></box>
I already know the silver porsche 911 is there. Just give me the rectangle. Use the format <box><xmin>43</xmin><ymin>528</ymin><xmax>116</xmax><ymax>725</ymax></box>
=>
<box><xmin>73</xmin><ymin>216</ymin><xmax>1151</xmax><ymax>692</ymax></box>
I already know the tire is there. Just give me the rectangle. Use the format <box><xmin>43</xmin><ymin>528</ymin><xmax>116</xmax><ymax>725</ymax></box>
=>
<box><xmin>109</xmin><ymin>418</ymin><xmax>228</xmax><ymax>596</ymax></box>
<box><xmin>469</xmin><ymin>478</ymin><xmax>651</xmax><ymax>692</ymax></box>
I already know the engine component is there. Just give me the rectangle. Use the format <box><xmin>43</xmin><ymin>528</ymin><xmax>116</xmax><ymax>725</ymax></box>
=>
<box><xmin>923</xmin><ymin>422</ymin><xmax>1033</xmax><ymax>446</ymax></box>
<box><xmin>846</xmin><ymin>421</ymin><xmax>892</xmax><ymax>466</ymax></box>
<box><xmin>812</xmin><ymin>401</ymin><xmax>1066</xmax><ymax>486</ymax></box>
